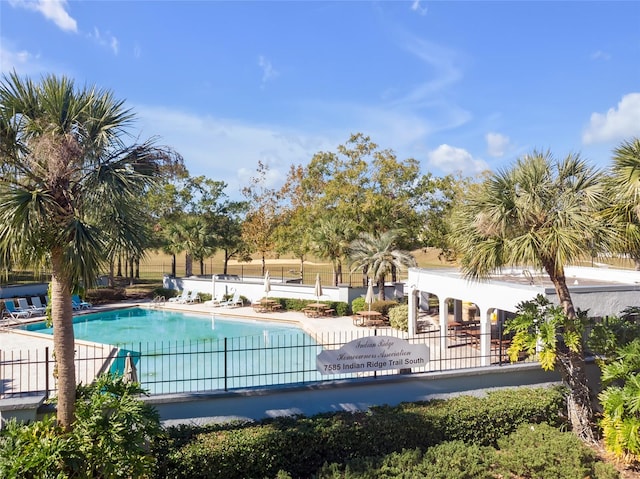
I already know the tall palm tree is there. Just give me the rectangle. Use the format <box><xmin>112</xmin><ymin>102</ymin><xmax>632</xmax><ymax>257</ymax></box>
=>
<box><xmin>607</xmin><ymin>138</ymin><xmax>640</xmax><ymax>269</ymax></box>
<box><xmin>0</xmin><ymin>72</ymin><xmax>180</xmax><ymax>430</ymax></box>
<box><xmin>348</xmin><ymin>230</ymin><xmax>417</xmax><ymax>300</ymax></box>
<box><xmin>449</xmin><ymin>150</ymin><xmax>611</xmax><ymax>442</ymax></box>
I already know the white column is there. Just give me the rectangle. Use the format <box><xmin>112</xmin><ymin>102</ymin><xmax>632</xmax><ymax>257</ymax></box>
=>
<box><xmin>440</xmin><ymin>297</ymin><xmax>449</xmax><ymax>351</ymax></box>
<box><xmin>408</xmin><ymin>286</ymin><xmax>417</xmax><ymax>337</ymax></box>
<box><xmin>478</xmin><ymin>304</ymin><xmax>491</xmax><ymax>366</ymax></box>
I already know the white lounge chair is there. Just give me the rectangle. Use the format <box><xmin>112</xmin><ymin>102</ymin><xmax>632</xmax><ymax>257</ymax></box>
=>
<box><xmin>221</xmin><ymin>291</ymin><xmax>243</xmax><ymax>308</ymax></box>
<box><xmin>168</xmin><ymin>290</ymin><xmax>190</xmax><ymax>303</ymax></box>
<box><xmin>207</xmin><ymin>293</ymin><xmax>225</xmax><ymax>307</ymax></box>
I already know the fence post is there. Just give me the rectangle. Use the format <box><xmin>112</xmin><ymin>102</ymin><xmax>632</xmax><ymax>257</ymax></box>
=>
<box><xmin>224</xmin><ymin>337</ymin><xmax>228</xmax><ymax>392</ymax></box>
<box><xmin>45</xmin><ymin>346</ymin><xmax>50</xmax><ymax>399</ymax></box>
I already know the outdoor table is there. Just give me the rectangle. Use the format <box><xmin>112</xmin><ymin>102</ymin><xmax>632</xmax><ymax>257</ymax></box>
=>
<box><xmin>354</xmin><ymin>310</ymin><xmax>383</xmax><ymax>327</ymax></box>
<box><xmin>302</xmin><ymin>303</ymin><xmax>327</xmax><ymax>318</ymax></box>
<box><xmin>253</xmin><ymin>298</ymin><xmax>278</xmax><ymax>313</ymax></box>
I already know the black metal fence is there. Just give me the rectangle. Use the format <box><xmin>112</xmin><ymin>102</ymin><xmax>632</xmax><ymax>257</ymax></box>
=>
<box><xmin>1</xmin><ymin>328</ymin><xmax>530</xmax><ymax>399</ymax></box>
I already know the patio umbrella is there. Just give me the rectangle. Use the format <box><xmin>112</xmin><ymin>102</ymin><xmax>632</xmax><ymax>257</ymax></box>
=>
<box><xmin>123</xmin><ymin>352</ymin><xmax>138</xmax><ymax>384</ymax></box>
<box><xmin>264</xmin><ymin>270</ymin><xmax>271</xmax><ymax>298</ymax></box>
<box><xmin>314</xmin><ymin>273</ymin><xmax>323</xmax><ymax>301</ymax></box>
<box><xmin>365</xmin><ymin>279</ymin><xmax>374</xmax><ymax>311</ymax></box>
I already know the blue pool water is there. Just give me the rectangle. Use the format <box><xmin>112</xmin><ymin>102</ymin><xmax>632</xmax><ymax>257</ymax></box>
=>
<box><xmin>25</xmin><ymin>307</ymin><xmax>323</xmax><ymax>394</ymax></box>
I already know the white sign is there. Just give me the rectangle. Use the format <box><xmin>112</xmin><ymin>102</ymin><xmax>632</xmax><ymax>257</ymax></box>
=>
<box><xmin>316</xmin><ymin>335</ymin><xmax>429</xmax><ymax>375</ymax></box>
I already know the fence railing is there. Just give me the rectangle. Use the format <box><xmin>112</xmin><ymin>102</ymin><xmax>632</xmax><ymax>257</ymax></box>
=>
<box><xmin>1</xmin><ymin>328</ymin><xmax>530</xmax><ymax>399</ymax></box>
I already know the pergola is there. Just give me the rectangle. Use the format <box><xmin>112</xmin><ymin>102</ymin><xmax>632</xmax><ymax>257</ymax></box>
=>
<box><xmin>406</xmin><ymin>266</ymin><xmax>640</xmax><ymax>366</ymax></box>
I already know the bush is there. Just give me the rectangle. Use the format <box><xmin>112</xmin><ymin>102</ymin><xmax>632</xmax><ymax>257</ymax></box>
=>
<box><xmin>0</xmin><ymin>416</ymin><xmax>71</xmax><ymax>479</ymax></box>
<box><xmin>156</xmin><ymin>386</ymin><xmax>565</xmax><ymax>478</ymax></box>
<box><xmin>85</xmin><ymin>287</ymin><xmax>127</xmax><ymax>303</ymax></box>
<box><xmin>495</xmin><ymin>422</ymin><xmax>620</xmax><ymax>479</ymax></box>
<box><xmin>388</xmin><ymin>304</ymin><xmax>408</xmax><ymax>331</ymax></box>
<box><xmin>0</xmin><ymin>374</ymin><xmax>162</xmax><ymax>479</ymax></box>
<box><xmin>278</xmin><ymin>298</ymin><xmax>350</xmax><ymax>316</ymax></box>
<box><xmin>351</xmin><ymin>298</ymin><xmax>398</xmax><ymax>316</ymax></box>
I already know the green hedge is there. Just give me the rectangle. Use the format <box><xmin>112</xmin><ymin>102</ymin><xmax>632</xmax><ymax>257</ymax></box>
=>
<box><xmin>276</xmin><ymin>298</ymin><xmax>350</xmax><ymax>316</ymax></box>
<box><xmin>310</xmin><ymin>424</ymin><xmax>619</xmax><ymax>479</ymax></box>
<box><xmin>154</xmin><ymin>386</ymin><xmax>566</xmax><ymax>479</ymax></box>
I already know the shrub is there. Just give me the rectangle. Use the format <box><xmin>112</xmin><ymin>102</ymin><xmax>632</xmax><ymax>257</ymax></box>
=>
<box><xmin>278</xmin><ymin>298</ymin><xmax>350</xmax><ymax>316</ymax></box>
<box><xmin>71</xmin><ymin>373</ymin><xmax>162</xmax><ymax>478</ymax></box>
<box><xmin>351</xmin><ymin>297</ymin><xmax>366</xmax><ymax>314</ymax></box>
<box><xmin>388</xmin><ymin>304</ymin><xmax>408</xmax><ymax>331</ymax></box>
<box><xmin>85</xmin><ymin>287</ymin><xmax>127</xmax><ymax>303</ymax></box>
<box><xmin>495</xmin><ymin>422</ymin><xmax>620</xmax><ymax>479</ymax></box>
<box><xmin>157</xmin><ymin>386</ymin><xmax>565</xmax><ymax>478</ymax></box>
<box><xmin>0</xmin><ymin>374</ymin><xmax>161</xmax><ymax>479</ymax></box>
<box><xmin>0</xmin><ymin>416</ymin><xmax>71</xmax><ymax>479</ymax></box>
<box><xmin>351</xmin><ymin>298</ymin><xmax>397</xmax><ymax>316</ymax></box>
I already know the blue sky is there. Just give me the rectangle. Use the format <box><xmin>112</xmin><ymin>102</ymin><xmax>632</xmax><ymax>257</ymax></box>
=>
<box><xmin>2</xmin><ymin>1</ymin><xmax>639</xmax><ymax>199</ymax></box>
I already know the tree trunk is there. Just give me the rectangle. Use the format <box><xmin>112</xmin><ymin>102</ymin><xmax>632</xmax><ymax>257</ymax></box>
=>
<box><xmin>200</xmin><ymin>258</ymin><xmax>204</xmax><ymax>275</ymax></box>
<box><xmin>261</xmin><ymin>252</ymin><xmax>266</xmax><ymax>276</ymax></box>
<box><xmin>336</xmin><ymin>261</ymin><xmax>343</xmax><ymax>285</ymax></box>
<box><xmin>117</xmin><ymin>255</ymin><xmax>122</xmax><ymax>277</ymax></box>
<box><xmin>135</xmin><ymin>258</ymin><xmax>140</xmax><ymax>279</ymax></box>
<box><xmin>108</xmin><ymin>259</ymin><xmax>115</xmax><ymax>288</ymax></box>
<box><xmin>547</xmin><ymin>265</ymin><xmax>596</xmax><ymax>442</ymax></box>
<box><xmin>129</xmin><ymin>257</ymin><xmax>134</xmax><ymax>286</ymax></box>
<box><xmin>299</xmin><ymin>255</ymin><xmax>304</xmax><ymax>280</ymax></box>
<box><xmin>51</xmin><ymin>249</ymin><xmax>76</xmax><ymax>431</ymax></box>
<box><xmin>185</xmin><ymin>253</ymin><xmax>193</xmax><ymax>277</ymax></box>
<box><xmin>378</xmin><ymin>276</ymin><xmax>386</xmax><ymax>301</ymax></box>
<box><xmin>171</xmin><ymin>254</ymin><xmax>176</xmax><ymax>277</ymax></box>
<box><xmin>223</xmin><ymin>250</ymin><xmax>230</xmax><ymax>274</ymax></box>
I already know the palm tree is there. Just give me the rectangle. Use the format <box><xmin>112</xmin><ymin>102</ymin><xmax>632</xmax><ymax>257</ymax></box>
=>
<box><xmin>606</xmin><ymin>138</ymin><xmax>640</xmax><ymax>269</ymax></box>
<box><xmin>0</xmin><ymin>72</ymin><xmax>180</xmax><ymax>430</ymax></box>
<box><xmin>348</xmin><ymin>230</ymin><xmax>417</xmax><ymax>300</ymax></box>
<box><xmin>310</xmin><ymin>216</ymin><xmax>355</xmax><ymax>286</ymax></box>
<box><xmin>449</xmin><ymin>150</ymin><xmax>611</xmax><ymax>442</ymax></box>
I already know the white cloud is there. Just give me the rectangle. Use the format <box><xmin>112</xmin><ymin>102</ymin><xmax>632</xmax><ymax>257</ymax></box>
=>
<box><xmin>134</xmin><ymin>105</ymin><xmax>335</xmax><ymax>198</ymax></box>
<box><xmin>411</xmin><ymin>0</ymin><xmax>428</xmax><ymax>16</ymax></box>
<box><xmin>486</xmin><ymin>132</ymin><xmax>510</xmax><ymax>157</ymax></box>
<box><xmin>583</xmin><ymin>93</ymin><xmax>640</xmax><ymax>144</ymax></box>
<box><xmin>427</xmin><ymin>144</ymin><xmax>489</xmax><ymax>174</ymax></box>
<box><xmin>0</xmin><ymin>42</ymin><xmax>52</xmax><ymax>75</ymax></box>
<box><xmin>258</xmin><ymin>55</ymin><xmax>279</xmax><ymax>87</ymax></box>
<box><xmin>9</xmin><ymin>0</ymin><xmax>77</xmax><ymax>32</ymax></box>
<box><xmin>88</xmin><ymin>27</ymin><xmax>119</xmax><ymax>55</ymax></box>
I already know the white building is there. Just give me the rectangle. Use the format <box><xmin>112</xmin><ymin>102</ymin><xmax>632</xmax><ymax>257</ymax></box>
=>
<box><xmin>407</xmin><ymin>266</ymin><xmax>640</xmax><ymax>366</ymax></box>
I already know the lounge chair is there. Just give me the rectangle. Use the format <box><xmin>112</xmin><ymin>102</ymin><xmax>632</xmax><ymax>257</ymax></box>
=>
<box><xmin>168</xmin><ymin>290</ymin><xmax>190</xmax><ymax>303</ymax></box>
<box><xmin>72</xmin><ymin>294</ymin><xmax>92</xmax><ymax>310</ymax></box>
<box><xmin>184</xmin><ymin>291</ymin><xmax>200</xmax><ymax>303</ymax></box>
<box><xmin>31</xmin><ymin>296</ymin><xmax>48</xmax><ymax>313</ymax></box>
<box><xmin>207</xmin><ymin>293</ymin><xmax>225</xmax><ymax>307</ymax></box>
<box><xmin>18</xmin><ymin>297</ymin><xmax>46</xmax><ymax>315</ymax></box>
<box><xmin>221</xmin><ymin>291</ymin><xmax>243</xmax><ymax>308</ymax></box>
<box><xmin>2</xmin><ymin>300</ymin><xmax>31</xmax><ymax>319</ymax></box>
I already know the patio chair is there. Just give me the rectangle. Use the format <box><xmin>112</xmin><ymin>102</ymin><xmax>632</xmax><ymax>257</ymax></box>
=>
<box><xmin>2</xmin><ymin>300</ymin><xmax>31</xmax><ymax>319</ymax></box>
<box><xmin>221</xmin><ymin>291</ymin><xmax>243</xmax><ymax>308</ymax></box>
<box><xmin>207</xmin><ymin>293</ymin><xmax>225</xmax><ymax>307</ymax></box>
<box><xmin>18</xmin><ymin>297</ymin><xmax>46</xmax><ymax>315</ymax></box>
<box><xmin>168</xmin><ymin>290</ymin><xmax>189</xmax><ymax>303</ymax></box>
<box><xmin>31</xmin><ymin>296</ymin><xmax>48</xmax><ymax>312</ymax></box>
<box><xmin>72</xmin><ymin>294</ymin><xmax>92</xmax><ymax>310</ymax></box>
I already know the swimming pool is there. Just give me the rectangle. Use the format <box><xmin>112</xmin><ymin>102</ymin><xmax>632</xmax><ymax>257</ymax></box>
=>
<box><xmin>24</xmin><ymin>307</ymin><xmax>323</xmax><ymax>394</ymax></box>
